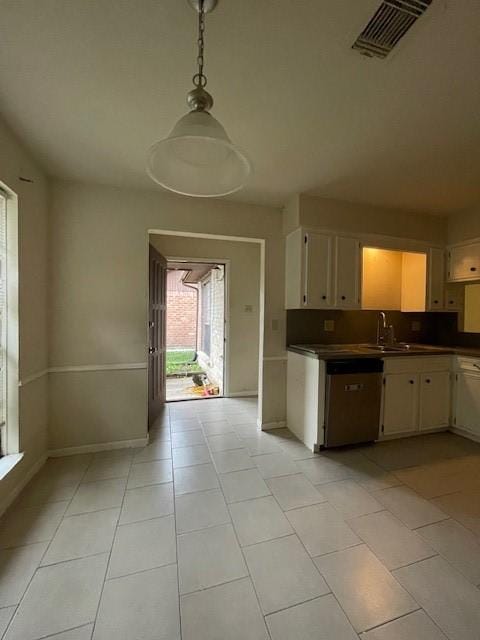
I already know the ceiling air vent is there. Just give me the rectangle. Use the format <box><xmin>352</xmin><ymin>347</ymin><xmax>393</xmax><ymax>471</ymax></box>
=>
<box><xmin>352</xmin><ymin>0</ymin><xmax>433</xmax><ymax>59</ymax></box>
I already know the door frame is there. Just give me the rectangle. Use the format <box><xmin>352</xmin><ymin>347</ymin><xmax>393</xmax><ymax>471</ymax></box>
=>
<box><xmin>147</xmin><ymin>230</ymin><xmax>265</xmax><ymax>428</ymax></box>
<box><xmin>164</xmin><ymin>255</ymin><xmax>230</xmax><ymax>398</ymax></box>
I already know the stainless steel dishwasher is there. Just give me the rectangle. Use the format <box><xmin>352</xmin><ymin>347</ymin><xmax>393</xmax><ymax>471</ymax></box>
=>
<box><xmin>324</xmin><ymin>359</ymin><xmax>383</xmax><ymax>448</ymax></box>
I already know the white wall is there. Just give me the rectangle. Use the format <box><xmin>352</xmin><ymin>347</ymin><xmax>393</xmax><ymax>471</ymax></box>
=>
<box><xmin>48</xmin><ymin>180</ymin><xmax>286</xmax><ymax>449</ymax></box>
<box><xmin>295</xmin><ymin>195</ymin><xmax>448</xmax><ymax>244</ymax></box>
<box><xmin>448</xmin><ymin>205</ymin><xmax>480</xmax><ymax>244</ymax></box>
<box><xmin>150</xmin><ymin>235</ymin><xmax>260</xmax><ymax>396</ymax></box>
<box><xmin>0</xmin><ymin>116</ymin><xmax>49</xmax><ymax>510</ymax></box>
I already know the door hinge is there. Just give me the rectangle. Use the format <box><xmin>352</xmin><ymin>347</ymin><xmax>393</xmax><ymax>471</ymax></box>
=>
<box><xmin>382</xmin><ymin>377</ymin><xmax>386</xmax><ymax>386</ymax></box>
<box><xmin>303</xmin><ymin>295</ymin><xmax>307</xmax><ymax>304</ymax></box>
<box><xmin>381</xmin><ymin>425</ymin><xmax>384</xmax><ymax>433</ymax></box>
<box><xmin>304</xmin><ymin>235</ymin><xmax>308</xmax><ymax>244</ymax></box>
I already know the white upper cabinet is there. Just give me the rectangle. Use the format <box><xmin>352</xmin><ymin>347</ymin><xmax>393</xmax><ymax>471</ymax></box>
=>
<box><xmin>444</xmin><ymin>283</ymin><xmax>464</xmax><ymax>312</ymax></box>
<box><xmin>304</xmin><ymin>232</ymin><xmax>333</xmax><ymax>308</ymax></box>
<box><xmin>334</xmin><ymin>237</ymin><xmax>361</xmax><ymax>309</ymax></box>
<box><xmin>285</xmin><ymin>228</ymin><xmax>305</xmax><ymax>309</ymax></box>
<box><xmin>427</xmin><ymin>248</ymin><xmax>445</xmax><ymax>310</ymax></box>
<box><xmin>448</xmin><ymin>242</ymin><xmax>480</xmax><ymax>282</ymax></box>
<box><xmin>285</xmin><ymin>229</ymin><xmax>360</xmax><ymax>310</ymax></box>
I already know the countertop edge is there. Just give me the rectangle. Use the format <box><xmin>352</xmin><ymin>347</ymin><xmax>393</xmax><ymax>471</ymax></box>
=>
<box><xmin>285</xmin><ymin>344</ymin><xmax>473</xmax><ymax>360</ymax></box>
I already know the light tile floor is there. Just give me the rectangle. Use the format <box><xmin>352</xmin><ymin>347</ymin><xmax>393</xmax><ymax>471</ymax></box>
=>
<box><xmin>0</xmin><ymin>397</ymin><xmax>480</xmax><ymax>638</ymax></box>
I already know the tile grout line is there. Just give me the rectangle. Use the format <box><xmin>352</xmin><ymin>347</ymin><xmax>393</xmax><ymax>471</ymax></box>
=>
<box><xmin>1</xmin><ymin>415</ymin><xmax>476</xmax><ymax>639</ymax></box>
<box><xmin>1</xmin><ymin>454</ymin><xmax>96</xmax><ymax>640</ymax></box>
<box><xmin>251</xmin><ymin>447</ymin><xmax>438</xmax><ymax>635</ymax></box>
<box><xmin>27</xmin><ymin>621</ymin><xmax>95</xmax><ymax>640</ymax></box>
<box><xmin>255</xmin><ymin>465</ymin><xmax>368</xmax><ymax>636</ymax></box>
<box><xmin>360</xmin><ymin>606</ymin><xmax>423</xmax><ymax>634</ymax></box>
<box><xmin>89</xmin><ymin>449</ymin><xmax>134</xmax><ymax>639</ymax></box>
<box><xmin>167</xmin><ymin>408</ymin><xmax>187</xmax><ymax>640</ymax></box>
<box><xmin>202</xmin><ymin>421</ymin><xmax>273</xmax><ymax>640</ymax></box>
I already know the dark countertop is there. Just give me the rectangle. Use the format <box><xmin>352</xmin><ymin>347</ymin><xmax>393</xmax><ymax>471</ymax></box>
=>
<box><xmin>286</xmin><ymin>343</ymin><xmax>479</xmax><ymax>360</ymax></box>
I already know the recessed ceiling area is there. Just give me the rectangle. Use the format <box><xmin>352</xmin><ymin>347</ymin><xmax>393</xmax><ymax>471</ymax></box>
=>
<box><xmin>0</xmin><ymin>0</ymin><xmax>479</xmax><ymax>213</ymax></box>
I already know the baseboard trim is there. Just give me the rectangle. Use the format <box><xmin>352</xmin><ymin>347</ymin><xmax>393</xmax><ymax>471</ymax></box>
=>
<box><xmin>226</xmin><ymin>391</ymin><xmax>258</xmax><ymax>398</ymax></box>
<box><xmin>449</xmin><ymin>426</ymin><xmax>480</xmax><ymax>444</ymax></box>
<box><xmin>48</xmin><ymin>436</ymin><xmax>149</xmax><ymax>457</ymax></box>
<box><xmin>259</xmin><ymin>420</ymin><xmax>287</xmax><ymax>431</ymax></box>
<box><xmin>0</xmin><ymin>453</ymin><xmax>47</xmax><ymax>517</ymax></box>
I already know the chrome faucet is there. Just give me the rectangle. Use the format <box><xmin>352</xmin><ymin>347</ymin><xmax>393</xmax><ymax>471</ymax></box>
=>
<box><xmin>377</xmin><ymin>311</ymin><xmax>387</xmax><ymax>344</ymax></box>
<box><xmin>377</xmin><ymin>311</ymin><xmax>395</xmax><ymax>346</ymax></box>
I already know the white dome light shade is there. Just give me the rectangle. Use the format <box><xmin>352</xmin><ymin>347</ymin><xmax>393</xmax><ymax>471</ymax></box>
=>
<box><xmin>147</xmin><ymin>110</ymin><xmax>251</xmax><ymax>198</ymax></box>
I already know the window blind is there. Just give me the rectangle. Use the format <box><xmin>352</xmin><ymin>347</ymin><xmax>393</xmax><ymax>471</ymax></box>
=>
<box><xmin>0</xmin><ymin>191</ymin><xmax>6</xmax><ymax>431</ymax></box>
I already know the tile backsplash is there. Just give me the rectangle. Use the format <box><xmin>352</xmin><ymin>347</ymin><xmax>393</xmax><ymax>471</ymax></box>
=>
<box><xmin>286</xmin><ymin>310</ymin><xmax>480</xmax><ymax>348</ymax></box>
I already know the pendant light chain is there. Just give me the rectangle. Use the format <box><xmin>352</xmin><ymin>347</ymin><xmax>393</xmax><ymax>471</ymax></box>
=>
<box><xmin>193</xmin><ymin>0</ymin><xmax>207</xmax><ymax>88</ymax></box>
<box><xmin>146</xmin><ymin>0</ymin><xmax>251</xmax><ymax>197</ymax></box>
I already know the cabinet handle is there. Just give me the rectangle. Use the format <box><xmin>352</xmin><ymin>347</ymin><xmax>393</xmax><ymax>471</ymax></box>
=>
<box><xmin>425</xmin><ymin>378</ymin><xmax>431</xmax><ymax>384</ymax></box>
<box><xmin>341</xmin><ymin>295</ymin><xmax>346</xmax><ymax>300</ymax></box>
<box><xmin>322</xmin><ymin>295</ymin><xmax>327</xmax><ymax>300</ymax></box>
<box><xmin>470</xmin><ymin>267</ymin><xmax>477</xmax><ymax>272</ymax></box>
<box><xmin>433</xmin><ymin>300</ymin><xmax>439</xmax><ymax>304</ymax></box>
<box><xmin>409</xmin><ymin>379</ymin><xmax>415</xmax><ymax>384</ymax></box>
<box><xmin>449</xmin><ymin>300</ymin><xmax>454</xmax><ymax>304</ymax></box>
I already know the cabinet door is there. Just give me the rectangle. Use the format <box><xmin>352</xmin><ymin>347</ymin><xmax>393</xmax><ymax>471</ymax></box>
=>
<box><xmin>304</xmin><ymin>232</ymin><xmax>332</xmax><ymax>308</ymax></box>
<box><xmin>455</xmin><ymin>372</ymin><xmax>480</xmax><ymax>438</ymax></box>
<box><xmin>444</xmin><ymin>283</ymin><xmax>464</xmax><ymax>312</ymax></box>
<box><xmin>382</xmin><ymin>374</ymin><xmax>418</xmax><ymax>436</ymax></box>
<box><xmin>427</xmin><ymin>248</ymin><xmax>445</xmax><ymax>311</ymax></box>
<box><xmin>419</xmin><ymin>372</ymin><xmax>451</xmax><ymax>431</ymax></box>
<box><xmin>334</xmin><ymin>237</ymin><xmax>361</xmax><ymax>309</ymax></box>
<box><xmin>448</xmin><ymin>244</ymin><xmax>480</xmax><ymax>282</ymax></box>
<box><xmin>285</xmin><ymin>228</ymin><xmax>303</xmax><ymax>309</ymax></box>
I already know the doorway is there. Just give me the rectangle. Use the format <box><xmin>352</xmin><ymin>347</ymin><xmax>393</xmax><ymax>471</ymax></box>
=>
<box><xmin>165</xmin><ymin>260</ymin><xmax>226</xmax><ymax>401</ymax></box>
<box><xmin>147</xmin><ymin>230</ymin><xmax>263</xmax><ymax>429</ymax></box>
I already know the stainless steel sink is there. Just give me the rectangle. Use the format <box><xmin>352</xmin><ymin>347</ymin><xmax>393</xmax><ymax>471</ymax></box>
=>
<box><xmin>361</xmin><ymin>343</ymin><xmax>413</xmax><ymax>353</ymax></box>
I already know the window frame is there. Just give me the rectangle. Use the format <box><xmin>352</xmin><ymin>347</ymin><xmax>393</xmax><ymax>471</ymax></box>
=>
<box><xmin>0</xmin><ymin>184</ymin><xmax>19</xmax><ymax>457</ymax></box>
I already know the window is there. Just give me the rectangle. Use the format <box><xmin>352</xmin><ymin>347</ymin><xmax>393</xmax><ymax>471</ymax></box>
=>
<box><xmin>0</xmin><ymin>191</ymin><xmax>6</xmax><ymax>455</ymax></box>
<box><xmin>0</xmin><ymin>187</ymin><xmax>19</xmax><ymax>459</ymax></box>
<box><xmin>201</xmin><ymin>277</ymin><xmax>212</xmax><ymax>356</ymax></box>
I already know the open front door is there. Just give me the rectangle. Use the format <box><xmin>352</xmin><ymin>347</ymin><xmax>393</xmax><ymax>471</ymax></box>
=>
<box><xmin>148</xmin><ymin>245</ymin><xmax>167</xmax><ymax>426</ymax></box>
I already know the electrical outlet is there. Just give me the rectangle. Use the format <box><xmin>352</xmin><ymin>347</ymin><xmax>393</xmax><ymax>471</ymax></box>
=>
<box><xmin>412</xmin><ymin>320</ymin><xmax>421</xmax><ymax>332</ymax></box>
<box><xmin>324</xmin><ymin>319</ymin><xmax>335</xmax><ymax>332</ymax></box>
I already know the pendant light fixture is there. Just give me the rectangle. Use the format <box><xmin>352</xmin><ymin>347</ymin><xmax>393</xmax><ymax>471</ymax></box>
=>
<box><xmin>147</xmin><ymin>0</ymin><xmax>251</xmax><ymax>198</ymax></box>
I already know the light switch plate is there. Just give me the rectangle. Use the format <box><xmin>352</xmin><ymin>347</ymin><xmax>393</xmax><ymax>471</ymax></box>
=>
<box><xmin>324</xmin><ymin>320</ymin><xmax>335</xmax><ymax>332</ymax></box>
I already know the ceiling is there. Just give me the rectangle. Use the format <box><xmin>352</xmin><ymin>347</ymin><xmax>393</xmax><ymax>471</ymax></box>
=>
<box><xmin>0</xmin><ymin>0</ymin><xmax>479</xmax><ymax>213</ymax></box>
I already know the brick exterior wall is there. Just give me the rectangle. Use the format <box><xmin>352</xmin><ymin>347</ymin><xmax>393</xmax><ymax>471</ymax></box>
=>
<box><xmin>166</xmin><ymin>270</ymin><xmax>197</xmax><ymax>349</ymax></box>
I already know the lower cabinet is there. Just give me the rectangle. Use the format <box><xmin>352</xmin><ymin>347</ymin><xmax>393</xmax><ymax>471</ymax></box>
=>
<box><xmin>419</xmin><ymin>371</ymin><xmax>451</xmax><ymax>431</ymax></box>
<box><xmin>382</xmin><ymin>357</ymin><xmax>451</xmax><ymax>438</ymax></box>
<box><xmin>455</xmin><ymin>369</ymin><xmax>480</xmax><ymax>440</ymax></box>
<box><xmin>382</xmin><ymin>374</ymin><xmax>418</xmax><ymax>436</ymax></box>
